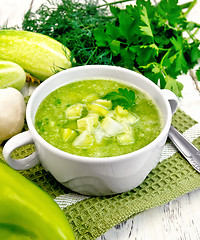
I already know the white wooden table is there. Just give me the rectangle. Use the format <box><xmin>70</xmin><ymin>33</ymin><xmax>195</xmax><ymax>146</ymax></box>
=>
<box><xmin>1</xmin><ymin>0</ymin><xmax>200</xmax><ymax>239</ymax></box>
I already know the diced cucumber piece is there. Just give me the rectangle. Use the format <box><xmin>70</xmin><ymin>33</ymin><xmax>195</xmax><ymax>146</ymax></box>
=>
<box><xmin>101</xmin><ymin>116</ymin><xmax>124</xmax><ymax>137</ymax></box>
<box><xmin>115</xmin><ymin>105</ymin><xmax>129</xmax><ymax>116</ymax></box>
<box><xmin>115</xmin><ymin>112</ymin><xmax>139</xmax><ymax>125</ymax></box>
<box><xmin>65</xmin><ymin>103</ymin><xmax>84</xmax><ymax>120</ymax></box>
<box><xmin>87</xmin><ymin>104</ymin><xmax>109</xmax><ymax>116</ymax></box>
<box><xmin>93</xmin><ymin>124</ymin><xmax>106</xmax><ymax>144</ymax></box>
<box><xmin>77</xmin><ymin>115</ymin><xmax>96</xmax><ymax>132</ymax></box>
<box><xmin>77</xmin><ymin>117</ymin><xmax>93</xmax><ymax>133</ymax></box>
<box><xmin>87</xmin><ymin>113</ymin><xmax>99</xmax><ymax>127</ymax></box>
<box><xmin>62</xmin><ymin>128</ymin><xmax>77</xmax><ymax>142</ymax></box>
<box><xmin>126</xmin><ymin>113</ymin><xmax>139</xmax><ymax>125</ymax></box>
<box><xmin>77</xmin><ymin>113</ymin><xmax>99</xmax><ymax>132</ymax></box>
<box><xmin>121</xmin><ymin>122</ymin><xmax>132</xmax><ymax>131</ymax></box>
<box><xmin>72</xmin><ymin>130</ymin><xmax>94</xmax><ymax>148</ymax></box>
<box><xmin>117</xmin><ymin>123</ymin><xmax>134</xmax><ymax>144</ymax></box>
<box><xmin>117</xmin><ymin>131</ymin><xmax>134</xmax><ymax>145</ymax></box>
<box><xmin>93</xmin><ymin>99</ymin><xmax>112</xmax><ymax>109</ymax></box>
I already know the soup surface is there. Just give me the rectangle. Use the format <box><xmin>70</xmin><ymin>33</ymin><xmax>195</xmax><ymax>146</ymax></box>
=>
<box><xmin>35</xmin><ymin>79</ymin><xmax>163</xmax><ymax>157</ymax></box>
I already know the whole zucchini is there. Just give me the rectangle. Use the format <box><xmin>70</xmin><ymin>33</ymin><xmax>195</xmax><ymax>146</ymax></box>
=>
<box><xmin>0</xmin><ymin>30</ymin><xmax>72</xmax><ymax>81</ymax></box>
<box><xmin>0</xmin><ymin>60</ymin><xmax>26</xmax><ymax>90</ymax></box>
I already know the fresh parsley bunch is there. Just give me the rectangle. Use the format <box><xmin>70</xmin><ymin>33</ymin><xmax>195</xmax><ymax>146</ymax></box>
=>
<box><xmin>94</xmin><ymin>0</ymin><xmax>200</xmax><ymax>97</ymax></box>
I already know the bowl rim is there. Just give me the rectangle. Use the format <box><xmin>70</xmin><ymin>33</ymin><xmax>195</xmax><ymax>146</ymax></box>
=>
<box><xmin>26</xmin><ymin>65</ymin><xmax>172</xmax><ymax>164</ymax></box>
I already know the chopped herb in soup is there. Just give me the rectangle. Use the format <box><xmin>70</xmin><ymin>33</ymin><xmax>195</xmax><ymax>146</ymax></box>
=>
<box><xmin>35</xmin><ymin>79</ymin><xmax>163</xmax><ymax>157</ymax></box>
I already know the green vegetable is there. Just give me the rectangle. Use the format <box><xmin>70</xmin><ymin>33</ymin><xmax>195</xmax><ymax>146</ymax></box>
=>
<box><xmin>62</xmin><ymin>128</ymin><xmax>78</xmax><ymax>142</ymax></box>
<box><xmin>72</xmin><ymin>130</ymin><xmax>94</xmax><ymax>147</ymax></box>
<box><xmin>94</xmin><ymin>0</ymin><xmax>200</xmax><ymax>97</ymax></box>
<box><xmin>65</xmin><ymin>103</ymin><xmax>84</xmax><ymax>120</ymax></box>
<box><xmin>20</xmin><ymin>0</ymin><xmax>200</xmax><ymax>96</ymax></box>
<box><xmin>21</xmin><ymin>0</ymin><xmax>113</xmax><ymax>66</ymax></box>
<box><xmin>117</xmin><ymin>125</ymin><xmax>134</xmax><ymax>145</ymax></box>
<box><xmin>196</xmin><ymin>67</ymin><xmax>200</xmax><ymax>80</ymax></box>
<box><xmin>0</xmin><ymin>160</ymin><xmax>75</xmax><ymax>239</ymax></box>
<box><xmin>103</xmin><ymin>88</ymin><xmax>136</xmax><ymax>110</ymax></box>
<box><xmin>77</xmin><ymin>114</ymin><xmax>99</xmax><ymax>133</ymax></box>
<box><xmin>87</xmin><ymin>103</ymin><xmax>109</xmax><ymax>116</ymax></box>
<box><xmin>0</xmin><ymin>30</ymin><xmax>73</xmax><ymax>81</ymax></box>
<box><xmin>0</xmin><ymin>60</ymin><xmax>26</xmax><ymax>90</ymax></box>
<box><xmin>101</xmin><ymin>116</ymin><xmax>125</xmax><ymax>137</ymax></box>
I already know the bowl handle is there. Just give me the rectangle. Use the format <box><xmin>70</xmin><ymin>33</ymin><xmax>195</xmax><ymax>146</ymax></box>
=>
<box><xmin>2</xmin><ymin>131</ymin><xmax>39</xmax><ymax>170</ymax></box>
<box><xmin>161</xmin><ymin>89</ymin><xmax>179</xmax><ymax>115</ymax></box>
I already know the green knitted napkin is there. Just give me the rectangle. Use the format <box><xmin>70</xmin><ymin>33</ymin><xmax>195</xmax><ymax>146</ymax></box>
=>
<box><xmin>0</xmin><ymin>108</ymin><xmax>200</xmax><ymax>240</ymax></box>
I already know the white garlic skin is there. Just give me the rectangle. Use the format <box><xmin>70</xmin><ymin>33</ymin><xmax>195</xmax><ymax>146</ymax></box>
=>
<box><xmin>0</xmin><ymin>87</ymin><xmax>26</xmax><ymax>143</ymax></box>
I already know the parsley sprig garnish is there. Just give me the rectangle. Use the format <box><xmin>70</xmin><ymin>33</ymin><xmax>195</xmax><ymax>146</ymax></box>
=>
<box><xmin>103</xmin><ymin>88</ymin><xmax>136</xmax><ymax>110</ymax></box>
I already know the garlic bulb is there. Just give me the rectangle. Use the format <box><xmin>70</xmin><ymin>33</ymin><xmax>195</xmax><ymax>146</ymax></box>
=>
<box><xmin>0</xmin><ymin>88</ymin><xmax>26</xmax><ymax>144</ymax></box>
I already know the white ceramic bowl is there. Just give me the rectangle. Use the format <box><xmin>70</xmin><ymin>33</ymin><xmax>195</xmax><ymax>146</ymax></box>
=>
<box><xmin>3</xmin><ymin>65</ymin><xmax>178</xmax><ymax>196</ymax></box>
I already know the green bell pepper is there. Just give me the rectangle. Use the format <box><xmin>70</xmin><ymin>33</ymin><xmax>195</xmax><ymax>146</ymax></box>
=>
<box><xmin>0</xmin><ymin>160</ymin><xmax>75</xmax><ymax>240</ymax></box>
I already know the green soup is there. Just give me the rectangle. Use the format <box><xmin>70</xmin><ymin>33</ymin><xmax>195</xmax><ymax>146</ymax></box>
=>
<box><xmin>35</xmin><ymin>79</ymin><xmax>163</xmax><ymax>157</ymax></box>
